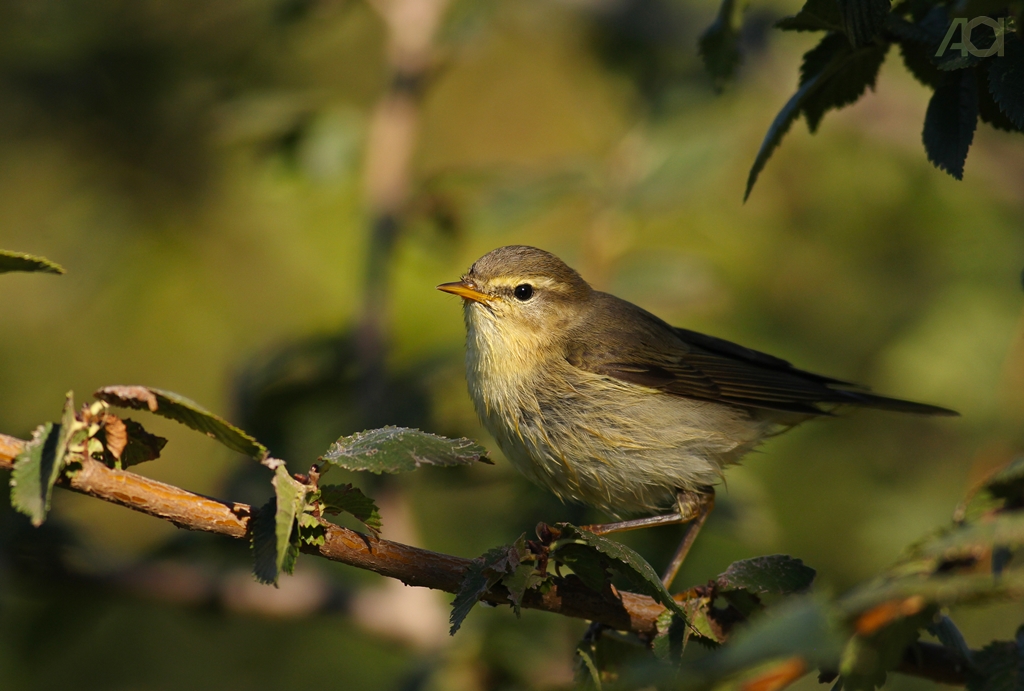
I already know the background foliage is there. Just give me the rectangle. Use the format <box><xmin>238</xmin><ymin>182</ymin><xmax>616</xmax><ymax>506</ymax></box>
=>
<box><xmin>1</xmin><ymin>0</ymin><xmax>1023</xmax><ymax>690</ymax></box>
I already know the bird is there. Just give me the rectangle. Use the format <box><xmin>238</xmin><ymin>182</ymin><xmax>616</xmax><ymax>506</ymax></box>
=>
<box><xmin>437</xmin><ymin>245</ymin><xmax>957</xmax><ymax>586</ymax></box>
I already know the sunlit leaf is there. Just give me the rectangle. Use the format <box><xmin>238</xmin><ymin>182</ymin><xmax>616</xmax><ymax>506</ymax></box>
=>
<box><xmin>95</xmin><ymin>385</ymin><xmax>267</xmax><ymax>460</ymax></box>
<box><xmin>10</xmin><ymin>394</ymin><xmax>77</xmax><ymax>526</ymax></box>
<box><xmin>320</xmin><ymin>426</ymin><xmax>490</xmax><ymax>474</ymax></box>
<box><xmin>319</xmin><ymin>483</ymin><xmax>382</xmax><ymax>534</ymax></box>
<box><xmin>0</xmin><ymin>249</ymin><xmax>65</xmax><ymax>275</ymax></box>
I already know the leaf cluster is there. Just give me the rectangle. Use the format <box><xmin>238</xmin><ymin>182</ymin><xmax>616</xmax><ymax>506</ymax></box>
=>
<box><xmin>698</xmin><ymin>0</ymin><xmax>1024</xmax><ymax>197</ymax></box>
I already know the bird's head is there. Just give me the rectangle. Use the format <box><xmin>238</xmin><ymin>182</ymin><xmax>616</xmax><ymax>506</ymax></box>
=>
<box><xmin>437</xmin><ymin>245</ymin><xmax>593</xmax><ymax>342</ymax></box>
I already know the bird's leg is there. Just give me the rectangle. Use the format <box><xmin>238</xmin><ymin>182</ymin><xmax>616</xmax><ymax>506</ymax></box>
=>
<box><xmin>660</xmin><ymin>489</ymin><xmax>715</xmax><ymax>589</ymax></box>
<box><xmin>580</xmin><ymin>511</ymin><xmax>688</xmax><ymax>536</ymax></box>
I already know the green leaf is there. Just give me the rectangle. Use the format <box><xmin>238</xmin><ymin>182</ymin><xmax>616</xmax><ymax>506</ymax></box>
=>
<box><xmin>95</xmin><ymin>385</ymin><xmax>268</xmax><ymax>460</ymax></box>
<box><xmin>800</xmin><ymin>34</ymin><xmax>889</xmax><ymax>132</ymax></box>
<box><xmin>899</xmin><ymin>41</ymin><xmax>944</xmax><ymax>89</ymax></box>
<box><xmin>910</xmin><ymin>511</ymin><xmax>1024</xmax><ymax>563</ymax></box>
<box><xmin>985</xmin><ymin>456</ymin><xmax>1024</xmax><ymax>504</ymax></box>
<box><xmin>0</xmin><ymin>249</ymin><xmax>65</xmax><ymax>275</ymax></box>
<box><xmin>575</xmin><ymin>637</ymin><xmax>603</xmax><ymax>690</ymax></box>
<box><xmin>450</xmin><ymin>543</ymin><xmax>521</xmax><ymax>634</ymax></box>
<box><xmin>652</xmin><ymin>609</ymin><xmax>690</xmax><ymax>660</ymax></box>
<box><xmin>837</xmin><ymin>0</ymin><xmax>890</xmax><ymax>47</ymax></box>
<box><xmin>923</xmin><ymin>69</ymin><xmax>978</xmax><ymax>180</ymax></box>
<box><xmin>776</xmin><ymin>0</ymin><xmax>844</xmax><ymax>32</ymax></box>
<box><xmin>251</xmin><ymin>498</ymin><xmax>280</xmax><ymax>585</ymax></box>
<box><xmin>319</xmin><ymin>483</ymin><xmax>382</xmax><ymax>534</ymax></box>
<box><xmin>10</xmin><ymin>423</ymin><xmax>61</xmax><ymax>526</ymax></box>
<box><xmin>717</xmin><ymin>555</ymin><xmax>817</xmax><ymax>595</ymax></box>
<box><xmin>556</xmin><ymin>525</ymin><xmax>685</xmax><ymax>616</ymax></box>
<box><xmin>555</xmin><ymin>542</ymin><xmax>613</xmax><ymax>593</ymax></box>
<box><xmin>118</xmin><ymin>419</ymin><xmax>167</xmax><ymax>468</ymax></box>
<box><xmin>10</xmin><ymin>394</ymin><xmax>78</xmax><ymax>526</ymax></box>
<box><xmin>320</xmin><ymin>426</ymin><xmax>490</xmax><ymax>474</ymax></box>
<box><xmin>988</xmin><ymin>34</ymin><xmax>1024</xmax><ymax>130</ymax></box>
<box><xmin>273</xmin><ymin>465</ymin><xmax>307</xmax><ymax>578</ymax></box>
<box><xmin>503</xmin><ymin>561</ymin><xmax>542</xmax><ymax>617</ymax></box>
<box><xmin>699</xmin><ymin>0</ymin><xmax>744</xmax><ymax>90</ymax></box>
<box><xmin>745</xmin><ymin>37</ymin><xmax>883</xmax><ymax>199</ymax></box>
<box><xmin>840</xmin><ymin>570</ymin><xmax>1024</xmax><ymax>615</ymax></box>
<box><xmin>967</xmin><ymin>626</ymin><xmax>1024</xmax><ymax>691</ymax></box>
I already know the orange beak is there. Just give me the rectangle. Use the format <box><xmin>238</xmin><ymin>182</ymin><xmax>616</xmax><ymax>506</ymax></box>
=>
<box><xmin>436</xmin><ymin>281</ymin><xmax>491</xmax><ymax>304</ymax></box>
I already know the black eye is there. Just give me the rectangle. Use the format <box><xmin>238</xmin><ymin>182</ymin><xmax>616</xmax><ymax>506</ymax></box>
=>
<box><xmin>513</xmin><ymin>284</ymin><xmax>534</xmax><ymax>301</ymax></box>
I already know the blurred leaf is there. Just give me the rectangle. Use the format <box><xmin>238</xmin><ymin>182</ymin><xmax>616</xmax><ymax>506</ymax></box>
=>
<box><xmin>653</xmin><ymin>609</ymin><xmax>690</xmax><ymax>660</ymax></box>
<box><xmin>557</xmin><ymin>525</ymin><xmax>685</xmax><ymax>616</ymax></box>
<box><xmin>717</xmin><ymin>555</ymin><xmax>817</xmax><ymax>595</ymax></box>
<box><xmin>0</xmin><ymin>249</ymin><xmax>65</xmax><ymax>275</ymax></box>
<box><xmin>929</xmin><ymin>615</ymin><xmax>974</xmax><ymax>663</ymax></box>
<box><xmin>967</xmin><ymin>626</ymin><xmax>1024</xmax><ymax>691</ymax></box>
<box><xmin>699</xmin><ymin>0</ymin><xmax>744</xmax><ymax>89</ymax></box>
<box><xmin>910</xmin><ymin>511</ymin><xmax>1024</xmax><ymax>563</ymax></box>
<box><xmin>95</xmin><ymin>385</ymin><xmax>268</xmax><ymax>460</ymax></box>
<box><xmin>838</xmin><ymin>0</ymin><xmax>891</xmax><ymax>47</ymax></box>
<box><xmin>841</xmin><ymin>570</ymin><xmax>1024</xmax><ymax>615</ymax></box>
<box><xmin>988</xmin><ymin>34</ymin><xmax>1024</xmax><ymax>130</ymax></box>
<box><xmin>923</xmin><ymin>69</ymin><xmax>978</xmax><ymax>180</ymax></box>
<box><xmin>986</xmin><ymin>457</ymin><xmax>1024</xmax><ymax>504</ymax></box>
<box><xmin>776</xmin><ymin>0</ymin><xmax>844</xmax><ymax>32</ymax></box>
<box><xmin>117</xmin><ymin>419</ymin><xmax>167</xmax><ymax>469</ymax></box>
<box><xmin>10</xmin><ymin>394</ymin><xmax>78</xmax><ymax>526</ymax></box>
<box><xmin>575</xmin><ymin>641</ymin><xmax>603</xmax><ymax>690</ymax></box>
<box><xmin>319</xmin><ymin>483</ymin><xmax>382</xmax><ymax>534</ymax></box>
<box><xmin>320</xmin><ymin>426</ymin><xmax>490</xmax><ymax>474</ymax></box>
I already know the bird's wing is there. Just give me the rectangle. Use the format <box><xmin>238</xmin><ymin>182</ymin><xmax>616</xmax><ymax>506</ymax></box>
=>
<box><xmin>564</xmin><ymin>293</ymin><xmax>957</xmax><ymax>416</ymax></box>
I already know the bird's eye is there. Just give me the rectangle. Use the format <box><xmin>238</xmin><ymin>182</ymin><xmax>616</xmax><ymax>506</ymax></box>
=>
<box><xmin>513</xmin><ymin>284</ymin><xmax>534</xmax><ymax>301</ymax></box>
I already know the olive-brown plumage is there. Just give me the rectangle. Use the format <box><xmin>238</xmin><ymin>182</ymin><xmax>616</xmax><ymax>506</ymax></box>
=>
<box><xmin>438</xmin><ymin>245</ymin><xmax>956</xmax><ymax>518</ymax></box>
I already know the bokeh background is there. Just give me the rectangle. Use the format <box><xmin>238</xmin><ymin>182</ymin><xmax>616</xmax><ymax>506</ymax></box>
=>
<box><xmin>1</xmin><ymin>0</ymin><xmax>1023</xmax><ymax>689</ymax></box>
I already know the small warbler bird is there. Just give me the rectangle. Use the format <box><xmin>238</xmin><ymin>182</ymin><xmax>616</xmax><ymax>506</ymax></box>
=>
<box><xmin>438</xmin><ymin>246</ymin><xmax>956</xmax><ymax>584</ymax></box>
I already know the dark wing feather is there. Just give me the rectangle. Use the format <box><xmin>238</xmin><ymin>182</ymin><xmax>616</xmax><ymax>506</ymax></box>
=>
<box><xmin>565</xmin><ymin>293</ymin><xmax>957</xmax><ymax>417</ymax></box>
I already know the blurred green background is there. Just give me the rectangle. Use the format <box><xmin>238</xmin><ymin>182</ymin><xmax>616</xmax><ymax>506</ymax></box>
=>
<box><xmin>1</xmin><ymin>0</ymin><xmax>1023</xmax><ymax>689</ymax></box>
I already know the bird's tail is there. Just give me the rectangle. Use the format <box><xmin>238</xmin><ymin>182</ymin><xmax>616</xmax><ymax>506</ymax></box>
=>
<box><xmin>839</xmin><ymin>389</ymin><xmax>959</xmax><ymax>416</ymax></box>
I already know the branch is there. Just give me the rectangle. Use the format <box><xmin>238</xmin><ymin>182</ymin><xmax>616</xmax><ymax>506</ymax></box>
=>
<box><xmin>0</xmin><ymin>433</ymin><xmax>662</xmax><ymax>633</ymax></box>
<box><xmin>0</xmin><ymin>432</ymin><xmax>971</xmax><ymax>686</ymax></box>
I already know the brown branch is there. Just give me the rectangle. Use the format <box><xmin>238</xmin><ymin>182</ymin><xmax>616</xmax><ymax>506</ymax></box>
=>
<box><xmin>0</xmin><ymin>433</ymin><xmax>662</xmax><ymax>633</ymax></box>
<box><xmin>0</xmin><ymin>432</ymin><xmax>971</xmax><ymax>685</ymax></box>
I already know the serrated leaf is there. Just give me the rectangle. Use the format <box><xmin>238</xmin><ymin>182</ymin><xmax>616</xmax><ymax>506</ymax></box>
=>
<box><xmin>95</xmin><ymin>385</ymin><xmax>267</xmax><ymax>460</ymax></box>
<box><xmin>699</xmin><ymin>0</ymin><xmax>744</xmax><ymax>89</ymax></box>
<box><xmin>575</xmin><ymin>639</ymin><xmax>603</xmax><ymax>690</ymax></box>
<box><xmin>118</xmin><ymin>418</ymin><xmax>167</xmax><ymax>468</ymax></box>
<box><xmin>273</xmin><ymin>465</ymin><xmax>307</xmax><ymax>578</ymax></box>
<box><xmin>746</xmin><ymin>37</ymin><xmax>884</xmax><ymax>199</ymax></box>
<box><xmin>988</xmin><ymin>33</ymin><xmax>1024</xmax><ymax>130</ymax></box>
<box><xmin>900</xmin><ymin>40</ymin><xmax>944</xmax><ymax>89</ymax></box>
<box><xmin>923</xmin><ymin>69</ymin><xmax>978</xmax><ymax>180</ymax></box>
<box><xmin>10</xmin><ymin>394</ymin><xmax>78</xmax><ymax>526</ymax></box>
<box><xmin>800</xmin><ymin>34</ymin><xmax>889</xmax><ymax>132</ymax></box>
<box><xmin>838</xmin><ymin>0</ymin><xmax>890</xmax><ymax>47</ymax></box>
<box><xmin>10</xmin><ymin>423</ymin><xmax>60</xmax><ymax>526</ymax></box>
<box><xmin>503</xmin><ymin>561</ymin><xmax>542</xmax><ymax>617</ymax></box>
<box><xmin>0</xmin><ymin>249</ymin><xmax>65</xmax><ymax>275</ymax></box>
<box><xmin>717</xmin><ymin>555</ymin><xmax>817</xmax><ymax>595</ymax></box>
<box><xmin>968</xmin><ymin>626</ymin><xmax>1024</xmax><ymax>691</ymax></box>
<box><xmin>556</xmin><ymin>542</ymin><xmax>613</xmax><ymax>592</ymax></box>
<box><xmin>320</xmin><ymin>426</ymin><xmax>490</xmax><ymax>474</ymax></box>
<box><xmin>251</xmin><ymin>498</ymin><xmax>279</xmax><ymax>585</ymax></box>
<box><xmin>777</xmin><ymin>0</ymin><xmax>844</xmax><ymax>32</ymax></box>
<box><xmin>450</xmin><ymin>543</ymin><xmax>518</xmax><ymax>634</ymax></box>
<box><xmin>557</xmin><ymin>525</ymin><xmax>685</xmax><ymax>616</ymax></box>
<box><xmin>319</xmin><ymin>483</ymin><xmax>382</xmax><ymax>534</ymax></box>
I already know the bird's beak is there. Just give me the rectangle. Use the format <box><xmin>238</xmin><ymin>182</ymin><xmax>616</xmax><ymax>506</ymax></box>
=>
<box><xmin>436</xmin><ymin>281</ymin><xmax>491</xmax><ymax>304</ymax></box>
